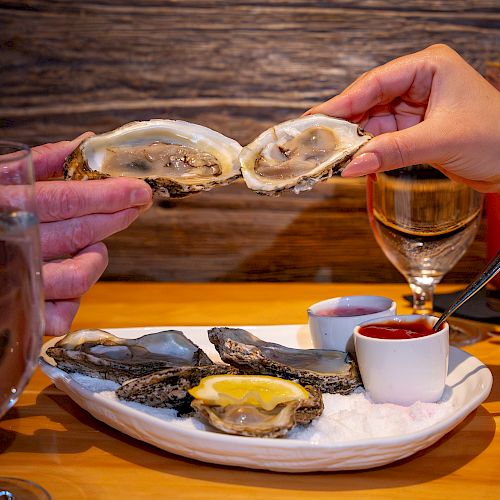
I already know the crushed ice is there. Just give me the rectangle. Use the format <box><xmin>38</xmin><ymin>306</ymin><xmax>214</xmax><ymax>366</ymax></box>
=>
<box><xmin>71</xmin><ymin>373</ymin><xmax>456</xmax><ymax>443</ymax></box>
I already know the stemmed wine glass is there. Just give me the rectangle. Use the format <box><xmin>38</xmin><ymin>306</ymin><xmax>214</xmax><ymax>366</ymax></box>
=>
<box><xmin>0</xmin><ymin>142</ymin><xmax>50</xmax><ymax>499</ymax></box>
<box><xmin>366</xmin><ymin>165</ymin><xmax>484</xmax><ymax>346</ymax></box>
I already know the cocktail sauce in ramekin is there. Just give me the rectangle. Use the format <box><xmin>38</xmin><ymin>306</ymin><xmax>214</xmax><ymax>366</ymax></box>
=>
<box><xmin>353</xmin><ymin>314</ymin><xmax>449</xmax><ymax>405</ymax></box>
<box><xmin>358</xmin><ymin>318</ymin><xmax>442</xmax><ymax>340</ymax></box>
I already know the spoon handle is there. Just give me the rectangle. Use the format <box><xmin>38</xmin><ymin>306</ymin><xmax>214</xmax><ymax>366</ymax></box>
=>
<box><xmin>433</xmin><ymin>251</ymin><xmax>500</xmax><ymax>332</ymax></box>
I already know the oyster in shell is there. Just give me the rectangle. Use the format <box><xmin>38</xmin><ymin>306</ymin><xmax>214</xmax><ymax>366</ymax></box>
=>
<box><xmin>116</xmin><ymin>364</ymin><xmax>239</xmax><ymax>415</ymax></box>
<box><xmin>191</xmin><ymin>384</ymin><xmax>323</xmax><ymax>438</ymax></box>
<box><xmin>208</xmin><ymin>327</ymin><xmax>361</xmax><ymax>394</ymax></box>
<box><xmin>64</xmin><ymin>119</ymin><xmax>242</xmax><ymax>198</ymax></box>
<box><xmin>46</xmin><ymin>329</ymin><xmax>213</xmax><ymax>384</ymax></box>
<box><xmin>240</xmin><ymin>114</ymin><xmax>372</xmax><ymax>195</ymax></box>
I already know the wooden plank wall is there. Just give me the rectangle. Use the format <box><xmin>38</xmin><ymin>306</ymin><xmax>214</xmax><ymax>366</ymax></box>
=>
<box><xmin>1</xmin><ymin>1</ymin><xmax>498</xmax><ymax>283</ymax></box>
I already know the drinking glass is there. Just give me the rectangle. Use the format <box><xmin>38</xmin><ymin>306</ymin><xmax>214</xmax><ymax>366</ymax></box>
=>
<box><xmin>0</xmin><ymin>142</ymin><xmax>50</xmax><ymax>499</ymax></box>
<box><xmin>366</xmin><ymin>165</ymin><xmax>484</xmax><ymax>346</ymax></box>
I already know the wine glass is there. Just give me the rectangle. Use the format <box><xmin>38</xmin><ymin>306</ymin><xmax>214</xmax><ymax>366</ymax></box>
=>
<box><xmin>0</xmin><ymin>142</ymin><xmax>50</xmax><ymax>499</ymax></box>
<box><xmin>366</xmin><ymin>165</ymin><xmax>484</xmax><ymax>346</ymax></box>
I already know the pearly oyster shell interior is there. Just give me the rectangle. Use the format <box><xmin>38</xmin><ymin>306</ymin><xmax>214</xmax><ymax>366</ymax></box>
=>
<box><xmin>64</xmin><ymin>115</ymin><xmax>371</xmax><ymax>197</ymax></box>
<box><xmin>46</xmin><ymin>329</ymin><xmax>213</xmax><ymax>384</ymax></box>
<box><xmin>64</xmin><ymin>119</ymin><xmax>242</xmax><ymax>198</ymax></box>
<box><xmin>239</xmin><ymin>114</ymin><xmax>372</xmax><ymax>195</ymax></box>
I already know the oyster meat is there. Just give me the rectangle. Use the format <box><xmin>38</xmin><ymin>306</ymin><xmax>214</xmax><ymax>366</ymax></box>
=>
<box><xmin>116</xmin><ymin>364</ymin><xmax>239</xmax><ymax>415</ymax></box>
<box><xmin>64</xmin><ymin>119</ymin><xmax>242</xmax><ymax>198</ymax></box>
<box><xmin>46</xmin><ymin>329</ymin><xmax>213</xmax><ymax>384</ymax></box>
<box><xmin>240</xmin><ymin>114</ymin><xmax>372</xmax><ymax>195</ymax></box>
<box><xmin>208</xmin><ymin>327</ymin><xmax>361</xmax><ymax>394</ymax></box>
<box><xmin>191</xmin><ymin>383</ymin><xmax>323</xmax><ymax>438</ymax></box>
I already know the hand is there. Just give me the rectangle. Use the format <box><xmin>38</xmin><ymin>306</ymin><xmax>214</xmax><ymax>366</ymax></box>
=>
<box><xmin>307</xmin><ymin>44</ymin><xmax>500</xmax><ymax>192</ymax></box>
<box><xmin>33</xmin><ymin>134</ymin><xmax>153</xmax><ymax>335</ymax></box>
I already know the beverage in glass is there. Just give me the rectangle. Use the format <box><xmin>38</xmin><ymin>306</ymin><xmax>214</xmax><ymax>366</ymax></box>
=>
<box><xmin>367</xmin><ymin>165</ymin><xmax>483</xmax><ymax>345</ymax></box>
<box><xmin>0</xmin><ymin>142</ymin><xmax>50</xmax><ymax>499</ymax></box>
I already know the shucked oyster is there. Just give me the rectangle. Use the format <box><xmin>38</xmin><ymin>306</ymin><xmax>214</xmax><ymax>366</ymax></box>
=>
<box><xmin>208</xmin><ymin>327</ymin><xmax>361</xmax><ymax>394</ymax></box>
<box><xmin>64</xmin><ymin>119</ymin><xmax>242</xmax><ymax>198</ymax></box>
<box><xmin>46</xmin><ymin>329</ymin><xmax>213</xmax><ymax>384</ymax></box>
<box><xmin>240</xmin><ymin>114</ymin><xmax>372</xmax><ymax>195</ymax></box>
<box><xmin>191</xmin><ymin>380</ymin><xmax>323</xmax><ymax>438</ymax></box>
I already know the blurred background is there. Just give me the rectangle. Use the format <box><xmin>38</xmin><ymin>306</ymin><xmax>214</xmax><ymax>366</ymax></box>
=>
<box><xmin>1</xmin><ymin>0</ymin><xmax>498</xmax><ymax>283</ymax></box>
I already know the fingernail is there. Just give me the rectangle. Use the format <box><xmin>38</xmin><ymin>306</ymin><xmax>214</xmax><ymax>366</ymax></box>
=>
<box><xmin>341</xmin><ymin>152</ymin><xmax>380</xmax><ymax>177</ymax></box>
<box><xmin>130</xmin><ymin>188</ymin><xmax>152</xmax><ymax>205</ymax></box>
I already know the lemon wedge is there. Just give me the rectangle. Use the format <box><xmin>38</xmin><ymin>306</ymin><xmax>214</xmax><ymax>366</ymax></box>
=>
<box><xmin>188</xmin><ymin>374</ymin><xmax>309</xmax><ymax>411</ymax></box>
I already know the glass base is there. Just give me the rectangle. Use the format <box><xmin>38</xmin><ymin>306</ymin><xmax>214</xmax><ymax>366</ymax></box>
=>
<box><xmin>449</xmin><ymin>324</ymin><xmax>483</xmax><ymax>347</ymax></box>
<box><xmin>0</xmin><ymin>478</ymin><xmax>50</xmax><ymax>500</ymax></box>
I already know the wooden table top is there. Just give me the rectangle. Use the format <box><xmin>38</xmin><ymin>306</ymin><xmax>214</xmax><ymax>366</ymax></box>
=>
<box><xmin>1</xmin><ymin>282</ymin><xmax>499</xmax><ymax>499</ymax></box>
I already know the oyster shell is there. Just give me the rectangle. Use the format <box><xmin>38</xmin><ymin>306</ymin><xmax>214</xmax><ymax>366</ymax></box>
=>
<box><xmin>240</xmin><ymin>114</ymin><xmax>372</xmax><ymax>195</ymax></box>
<box><xmin>46</xmin><ymin>329</ymin><xmax>213</xmax><ymax>384</ymax></box>
<box><xmin>191</xmin><ymin>384</ymin><xmax>323</xmax><ymax>438</ymax></box>
<box><xmin>208</xmin><ymin>327</ymin><xmax>361</xmax><ymax>394</ymax></box>
<box><xmin>116</xmin><ymin>364</ymin><xmax>239</xmax><ymax>415</ymax></box>
<box><xmin>64</xmin><ymin>119</ymin><xmax>242</xmax><ymax>198</ymax></box>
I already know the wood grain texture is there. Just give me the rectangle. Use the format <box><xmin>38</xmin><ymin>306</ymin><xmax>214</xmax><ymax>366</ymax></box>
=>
<box><xmin>103</xmin><ymin>178</ymin><xmax>488</xmax><ymax>283</ymax></box>
<box><xmin>0</xmin><ymin>1</ymin><xmax>497</xmax><ymax>282</ymax></box>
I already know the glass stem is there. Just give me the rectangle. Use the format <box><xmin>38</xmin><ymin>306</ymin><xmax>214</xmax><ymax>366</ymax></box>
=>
<box><xmin>409</xmin><ymin>278</ymin><xmax>436</xmax><ymax>315</ymax></box>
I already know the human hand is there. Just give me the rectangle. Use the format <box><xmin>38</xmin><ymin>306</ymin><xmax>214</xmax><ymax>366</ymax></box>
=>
<box><xmin>307</xmin><ymin>44</ymin><xmax>500</xmax><ymax>192</ymax></box>
<box><xmin>33</xmin><ymin>134</ymin><xmax>152</xmax><ymax>335</ymax></box>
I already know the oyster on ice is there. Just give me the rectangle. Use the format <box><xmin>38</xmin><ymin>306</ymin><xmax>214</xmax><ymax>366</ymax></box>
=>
<box><xmin>208</xmin><ymin>327</ymin><xmax>361</xmax><ymax>394</ymax></box>
<box><xmin>240</xmin><ymin>114</ymin><xmax>372</xmax><ymax>195</ymax></box>
<box><xmin>45</xmin><ymin>329</ymin><xmax>214</xmax><ymax>384</ymax></box>
<box><xmin>191</xmin><ymin>382</ymin><xmax>323</xmax><ymax>438</ymax></box>
<box><xmin>64</xmin><ymin>119</ymin><xmax>242</xmax><ymax>198</ymax></box>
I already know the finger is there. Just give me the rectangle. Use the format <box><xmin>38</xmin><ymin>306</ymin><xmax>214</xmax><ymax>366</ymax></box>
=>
<box><xmin>43</xmin><ymin>242</ymin><xmax>108</xmax><ymax>300</ymax></box>
<box><xmin>341</xmin><ymin>121</ymin><xmax>443</xmax><ymax>177</ymax></box>
<box><xmin>341</xmin><ymin>121</ymin><xmax>500</xmax><ymax>190</ymax></box>
<box><xmin>306</xmin><ymin>50</ymin><xmax>434</xmax><ymax>120</ymax></box>
<box><xmin>33</xmin><ymin>132</ymin><xmax>94</xmax><ymax>180</ymax></box>
<box><xmin>36</xmin><ymin>177</ymin><xmax>152</xmax><ymax>222</ymax></box>
<box><xmin>40</xmin><ymin>207</ymin><xmax>140</xmax><ymax>260</ymax></box>
<box><xmin>44</xmin><ymin>299</ymin><xmax>81</xmax><ymax>336</ymax></box>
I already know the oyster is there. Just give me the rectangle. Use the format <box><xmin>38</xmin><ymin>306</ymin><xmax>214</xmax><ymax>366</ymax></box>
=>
<box><xmin>240</xmin><ymin>114</ymin><xmax>372</xmax><ymax>195</ymax></box>
<box><xmin>64</xmin><ymin>119</ymin><xmax>242</xmax><ymax>198</ymax></box>
<box><xmin>116</xmin><ymin>364</ymin><xmax>239</xmax><ymax>415</ymax></box>
<box><xmin>208</xmin><ymin>327</ymin><xmax>361</xmax><ymax>394</ymax></box>
<box><xmin>46</xmin><ymin>329</ymin><xmax>213</xmax><ymax>384</ymax></box>
<box><xmin>191</xmin><ymin>384</ymin><xmax>323</xmax><ymax>438</ymax></box>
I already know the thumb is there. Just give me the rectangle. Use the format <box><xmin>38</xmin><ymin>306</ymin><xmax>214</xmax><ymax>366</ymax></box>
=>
<box><xmin>341</xmin><ymin>123</ymin><xmax>440</xmax><ymax>177</ymax></box>
<box><xmin>33</xmin><ymin>131</ymin><xmax>94</xmax><ymax>181</ymax></box>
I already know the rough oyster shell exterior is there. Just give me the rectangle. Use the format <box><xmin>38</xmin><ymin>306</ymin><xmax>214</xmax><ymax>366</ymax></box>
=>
<box><xmin>116</xmin><ymin>364</ymin><xmax>239</xmax><ymax>415</ymax></box>
<box><xmin>208</xmin><ymin>327</ymin><xmax>361</xmax><ymax>394</ymax></box>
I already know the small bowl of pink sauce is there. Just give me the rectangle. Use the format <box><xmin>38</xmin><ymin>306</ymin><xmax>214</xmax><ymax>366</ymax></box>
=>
<box><xmin>354</xmin><ymin>314</ymin><xmax>449</xmax><ymax>405</ymax></box>
<box><xmin>308</xmin><ymin>295</ymin><xmax>396</xmax><ymax>353</ymax></box>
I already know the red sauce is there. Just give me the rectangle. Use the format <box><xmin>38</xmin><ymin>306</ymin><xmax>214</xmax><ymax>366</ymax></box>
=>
<box><xmin>315</xmin><ymin>305</ymin><xmax>384</xmax><ymax>317</ymax></box>
<box><xmin>358</xmin><ymin>318</ymin><xmax>439</xmax><ymax>339</ymax></box>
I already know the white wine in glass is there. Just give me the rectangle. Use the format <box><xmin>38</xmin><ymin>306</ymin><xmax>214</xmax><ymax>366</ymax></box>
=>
<box><xmin>367</xmin><ymin>165</ymin><xmax>483</xmax><ymax>345</ymax></box>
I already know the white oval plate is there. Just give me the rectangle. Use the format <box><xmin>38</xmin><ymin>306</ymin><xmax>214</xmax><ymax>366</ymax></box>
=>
<box><xmin>39</xmin><ymin>325</ymin><xmax>492</xmax><ymax>472</ymax></box>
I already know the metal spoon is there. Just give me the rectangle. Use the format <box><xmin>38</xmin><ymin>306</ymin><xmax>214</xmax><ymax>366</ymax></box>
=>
<box><xmin>433</xmin><ymin>251</ymin><xmax>500</xmax><ymax>332</ymax></box>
